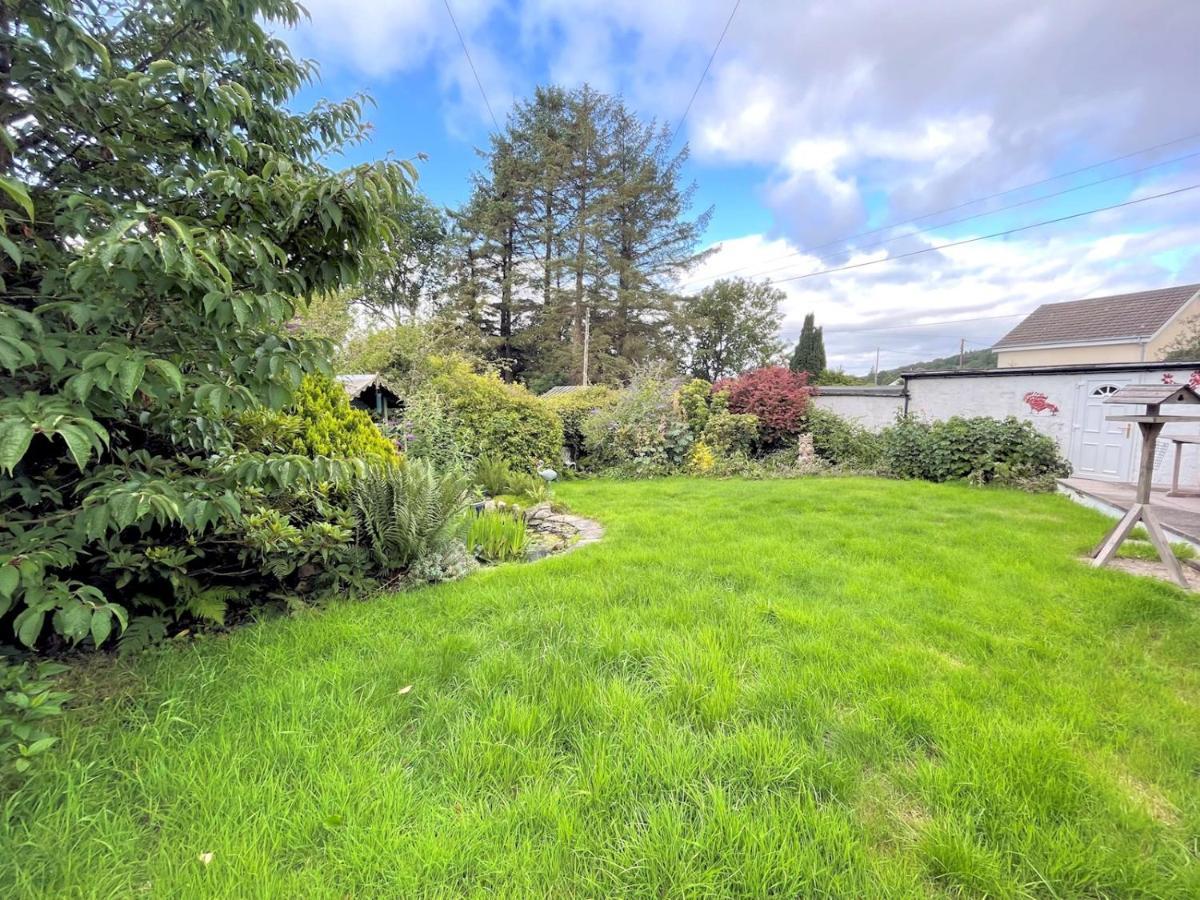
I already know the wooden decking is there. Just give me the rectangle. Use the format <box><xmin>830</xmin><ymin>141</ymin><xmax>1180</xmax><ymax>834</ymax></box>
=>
<box><xmin>1058</xmin><ymin>477</ymin><xmax>1200</xmax><ymax>548</ymax></box>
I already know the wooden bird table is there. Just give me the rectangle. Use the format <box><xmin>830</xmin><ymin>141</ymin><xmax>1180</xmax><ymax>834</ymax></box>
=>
<box><xmin>1090</xmin><ymin>383</ymin><xmax>1200</xmax><ymax>589</ymax></box>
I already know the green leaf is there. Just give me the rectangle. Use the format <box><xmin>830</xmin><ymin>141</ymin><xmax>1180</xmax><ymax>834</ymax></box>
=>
<box><xmin>0</xmin><ymin>234</ymin><xmax>22</xmax><ymax>266</ymax></box>
<box><xmin>147</xmin><ymin>358</ymin><xmax>183</xmax><ymax>395</ymax></box>
<box><xmin>0</xmin><ymin>176</ymin><xmax>34</xmax><ymax>220</ymax></box>
<box><xmin>54</xmin><ymin>602</ymin><xmax>92</xmax><ymax>643</ymax></box>
<box><xmin>118</xmin><ymin>357</ymin><xmax>146</xmax><ymax>400</ymax></box>
<box><xmin>55</xmin><ymin>423</ymin><xmax>97</xmax><ymax>470</ymax></box>
<box><xmin>90</xmin><ymin>608</ymin><xmax>113</xmax><ymax>647</ymax></box>
<box><xmin>0</xmin><ymin>565</ymin><xmax>17</xmax><ymax>599</ymax></box>
<box><xmin>14</xmin><ymin>608</ymin><xmax>45</xmax><ymax>648</ymax></box>
<box><xmin>24</xmin><ymin>736</ymin><xmax>57</xmax><ymax>756</ymax></box>
<box><xmin>0</xmin><ymin>420</ymin><xmax>34</xmax><ymax>473</ymax></box>
<box><xmin>160</xmin><ymin>215</ymin><xmax>193</xmax><ymax>250</ymax></box>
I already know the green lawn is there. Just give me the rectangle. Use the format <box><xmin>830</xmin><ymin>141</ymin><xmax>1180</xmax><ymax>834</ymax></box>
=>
<box><xmin>3</xmin><ymin>477</ymin><xmax>1199</xmax><ymax>897</ymax></box>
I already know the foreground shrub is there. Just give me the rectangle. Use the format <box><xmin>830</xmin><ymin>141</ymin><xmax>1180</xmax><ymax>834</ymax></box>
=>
<box><xmin>715</xmin><ymin>366</ymin><xmax>812</xmax><ymax>449</ymax></box>
<box><xmin>687</xmin><ymin>441</ymin><xmax>717</xmax><ymax>474</ymax></box>
<box><xmin>700</xmin><ymin>411</ymin><xmax>759</xmax><ymax>458</ymax></box>
<box><xmin>805</xmin><ymin>407</ymin><xmax>883</xmax><ymax>470</ymax></box>
<box><xmin>351</xmin><ymin>461</ymin><xmax>472</xmax><ymax>573</ymax></box>
<box><xmin>0</xmin><ymin>0</ymin><xmax>410</xmax><ymax>650</ymax></box>
<box><xmin>473</xmin><ymin>453</ymin><xmax>514</xmax><ymax>496</ymax></box>
<box><xmin>290</xmin><ymin>376</ymin><xmax>401</xmax><ymax>464</ymax></box>
<box><xmin>582</xmin><ymin>365</ymin><xmax>691</xmax><ymax>475</ymax></box>
<box><xmin>1</xmin><ymin>659</ymin><xmax>69</xmax><ymax>775</ymax></box>
<box><xmin>882</xmin><ymin>415</ymin><xmax>1070</xmax><ymax>489</ymax></box>
<box><xmin>421</xmin><ymin>358</ymin><xmax>563</xmax><ymax>472</ymax></box>
<box><xmin>677</xmin><ymin>378</ymin><xmax>719</xmax><ymax>437</ymax></box>
<box><xmin>543</xmin><ymin>386</ymin><xmax>618</xmax><ymax>463</ymax></box>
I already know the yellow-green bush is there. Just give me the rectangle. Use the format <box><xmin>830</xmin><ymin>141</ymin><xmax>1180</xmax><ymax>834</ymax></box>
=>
<box><xmin>425</xmin><ymin>358</ymin><xmax>563</xmax><ymax>471</ymax></box>
<box><xmin>687</xmin><ymin>441</ymin><xmax>716</xmax><ymax>474</ymax></box>
<box><xmin>700</xmin><ymin>410</ymin><xmax>759</xmax><ymax>458</ymax></box>
<box><xmin>292</xmin><ymin>376</ymin><xmax>401</xmax><ymax>465</ymax></box>
<box><xmin>543</xmin><ymin>386</ymin><xmax>618</xmax><ymax>461</ymax></box>
<box><xmin>237</xmin><ymin>375</ymin><xmax>400</xmax><ymax>467</ymax></box>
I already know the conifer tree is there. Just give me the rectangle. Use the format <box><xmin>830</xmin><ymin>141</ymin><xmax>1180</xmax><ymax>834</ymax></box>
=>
<box><xmin>789</xmin><ymin>313</ymin><xmax>826</xmax><ymax>378</ymax></box>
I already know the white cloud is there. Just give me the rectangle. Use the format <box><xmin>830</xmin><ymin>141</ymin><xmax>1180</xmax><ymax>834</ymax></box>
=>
<box><xmin>273</xmin><ymin>0</ymin><xmax>1200</xmax><ymax>370</ymax></box>
<box><xmin>683</xmin><ymin>188</ymin><xmax>1200</xmax><ymax>374</ymax></box>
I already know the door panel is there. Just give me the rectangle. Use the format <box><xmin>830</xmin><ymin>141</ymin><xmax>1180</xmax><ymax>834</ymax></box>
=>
<box><xmin>1073</xmin><ymin>381</ymin><xmax>1132</xmax><ymax>480</ymax></box>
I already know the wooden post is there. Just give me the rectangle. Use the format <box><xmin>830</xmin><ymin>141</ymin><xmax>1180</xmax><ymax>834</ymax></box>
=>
<box><xmin>582</xmin><ymin>305</ymin><xmax>590</xmax><ymax>388</ymax></box>
<box><xmin>1135</xmin><ymin>420</ymin><xmax>1164</xmax><ymax>504</ymax></box>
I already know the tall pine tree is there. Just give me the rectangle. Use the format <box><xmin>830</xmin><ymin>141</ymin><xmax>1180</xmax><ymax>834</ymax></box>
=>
<box><xmin>446</xmin><ymin>85</ymin><xmax>710</xmax><ymax>389</ymax></box>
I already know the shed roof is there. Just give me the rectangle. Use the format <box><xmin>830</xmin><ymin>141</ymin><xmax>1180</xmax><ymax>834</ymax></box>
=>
<box><xmin>541</xmin><ymin>385</ymin><xmax>590</xmax><ymax>398</ymax></box>
<box><xmin>336</xmin><ymin>373</ymin><xmax>399</xmax><ymax>401</ymax></box>
<box><xmin>993</xmin><ymin>283</ymin><xmax>1200</xmax><ymax>350</ymax></box>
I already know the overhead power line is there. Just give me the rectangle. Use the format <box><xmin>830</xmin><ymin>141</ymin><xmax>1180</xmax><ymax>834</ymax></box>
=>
<box><xmin>442</xmin><ymin>0</ymin><xmax>500</xmax><ymax>132</ymax></box>
<box><xmin>769</xmin><ymin>181</ymin><xmax>1200</xmax><ymax>286</ymax></box>
<box><xmin>688</xmin><ymin>128</ymin><xmax>1200</xmax><ymax>284</ymax></box>
<box><xmin>829</xmin><ymin>312</ymin><xmax>1027</xmax><ymax>336</ymax></box>
<box><xmin>669</xmin><ymin>0</ymin><xmax>743</xmax><ymax>147</ymax></box>
<box><xmin>707</xmin><ymin>148</ymin><xmax>1200</xmax><ymax>285</ymax></box>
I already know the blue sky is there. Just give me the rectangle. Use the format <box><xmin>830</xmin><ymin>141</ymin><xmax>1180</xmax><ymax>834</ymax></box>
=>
<box><xmin>281</xmin><ymin>0</ymin><xmax>1200</xmax><ymax>373</ymax></box>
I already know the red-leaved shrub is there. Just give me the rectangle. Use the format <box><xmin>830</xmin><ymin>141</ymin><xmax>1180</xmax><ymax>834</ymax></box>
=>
<box><xmin>714</xmin><ymin>366</ymin><xmax>811</xmax><ymax>448</ymax></box>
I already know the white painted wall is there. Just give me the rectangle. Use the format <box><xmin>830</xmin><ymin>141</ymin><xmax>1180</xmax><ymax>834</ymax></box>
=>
<box><xmin>811</xmin><ymin>391</ymin><xmax>904</xmax><ymax>429</ymax></box>
<box><xmin>906</xmin><ymin>367</ymin><xmax>1200</xmax><ymax>486</ymax></box>
<box><xmin>814</xmin><ymin>367</ymin><xmax>1200</xmax><ymax>486</ymax></box>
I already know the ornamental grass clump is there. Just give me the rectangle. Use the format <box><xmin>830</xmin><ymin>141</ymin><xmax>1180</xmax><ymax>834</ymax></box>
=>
<box><xmin>465</xmin><ymin>508</ymin><xmax>529</xmax><ymax>563</ymax></box>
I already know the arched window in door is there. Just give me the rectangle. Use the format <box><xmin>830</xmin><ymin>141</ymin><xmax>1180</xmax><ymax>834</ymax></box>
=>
<box><xmin>1091</xmin><ymin>384</ymin><xmax>1120</xmax><ymax>397</ymax></box>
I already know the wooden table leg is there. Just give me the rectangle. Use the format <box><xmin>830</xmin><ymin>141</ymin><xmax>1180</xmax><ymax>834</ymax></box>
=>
<box><xmin>1142</xmin><ymin>506</ymin><xmax>1190</xmax><ymax>588</ymax></box>
<box><xmin>1091</xmin><ymin>504</ymin><xmax>1143</xmax><ymax>567</ymax></box>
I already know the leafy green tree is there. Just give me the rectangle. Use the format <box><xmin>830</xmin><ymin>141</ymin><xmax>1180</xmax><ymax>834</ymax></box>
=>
<box><xmin>357</xmin><ymin>192</ymin><xmax>450</xmax><ymax>326</ymax></box>
<box><xmin>0</xmin><ymin>0</ymin><xmax>412</xmax><ymax>648</ymax></box>
<box><xmin>678</xmin><ymin>278</ymin><xmax>784</xmax><ymax>382</ymax></box>
<box><xmin>1163</xmin><ymin>315</ymin><xmax>1200</xmax><ymax>361</ymax></box>
<box><xmin>789</xmin><ymin>313</ymin><xmax>826</xmax><ymax>378</ymax></box>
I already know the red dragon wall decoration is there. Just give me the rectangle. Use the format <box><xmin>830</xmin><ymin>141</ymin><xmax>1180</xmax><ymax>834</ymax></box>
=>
<box><xmin>1161</xmin><ymin>371</ymin><xmax>1200</xmax><ymax>388</ymax></box>
<box><xmin>1022</xmin><ymin>391</ymin><xmax>1059</xmax><ymax>415</ymax></box>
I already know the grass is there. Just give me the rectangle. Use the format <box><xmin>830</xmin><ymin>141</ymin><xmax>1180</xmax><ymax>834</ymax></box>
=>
<box><xmin>3</xmin><ymin>477</ymin><xmax>1200</xmax><ymax>897</ymax></box>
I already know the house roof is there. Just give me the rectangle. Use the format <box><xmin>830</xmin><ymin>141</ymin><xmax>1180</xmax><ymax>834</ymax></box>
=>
<box><xmin>993</xmin><ymin>283</ymin><xmax>1200</xmax><ymax>350</ymax></box>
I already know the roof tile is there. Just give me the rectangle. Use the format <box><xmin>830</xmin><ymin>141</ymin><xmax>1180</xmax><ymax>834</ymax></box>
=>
<box><xmin>993</xmin><ymin>283</ymin><xmax>1200</xmax><ymax>349</ymax></box>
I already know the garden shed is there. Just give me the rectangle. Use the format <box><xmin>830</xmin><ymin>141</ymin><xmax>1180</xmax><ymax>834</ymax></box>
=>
<box><xmin>336</xmin><ymin>374</ymin><xmax>402</xmax><ymax>421</ymax></box>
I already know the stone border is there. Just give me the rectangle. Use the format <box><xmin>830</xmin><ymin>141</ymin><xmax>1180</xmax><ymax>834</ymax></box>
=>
<box><xmin>524</xmin><ymin>504</ymin><xmax>604</xmax><ymax>558</ymax></box>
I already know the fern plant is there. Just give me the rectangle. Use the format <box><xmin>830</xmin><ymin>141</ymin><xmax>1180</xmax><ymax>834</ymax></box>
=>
<box><xmin>474</xmin><ymin>453</ymin><xmax>513</xmax><ymax>497</ymax></box>
<box><xmin>507</xmin><ymin>472</ymin><xmax>550</xmax><ymax>504</ymax></box>
<box><xmin>351</xmin><ymin>461</ymin><xmax>472</xmax><ymax>573</ymax></box>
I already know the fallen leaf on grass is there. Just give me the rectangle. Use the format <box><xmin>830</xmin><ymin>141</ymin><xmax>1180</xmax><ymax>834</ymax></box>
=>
<box><xmin>398</xmin><ymin>685</ymin><xmax>413</xmax><ymax>695</ymax></box>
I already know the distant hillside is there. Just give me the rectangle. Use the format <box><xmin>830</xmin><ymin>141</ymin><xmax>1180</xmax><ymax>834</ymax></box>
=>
<box><xmin>874</xmin><ymin>348</ymin><xmax>996</xmax><ymax>384</ymax></box>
